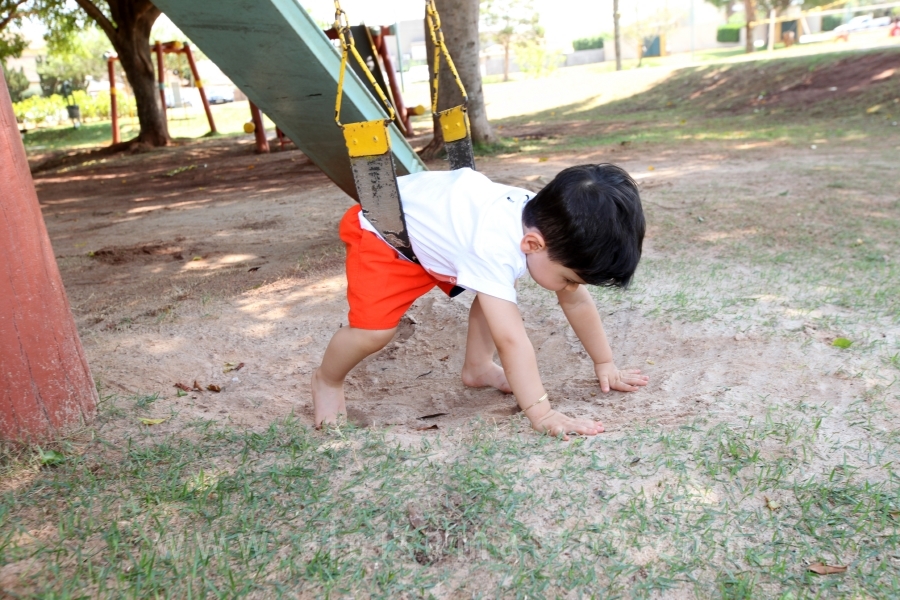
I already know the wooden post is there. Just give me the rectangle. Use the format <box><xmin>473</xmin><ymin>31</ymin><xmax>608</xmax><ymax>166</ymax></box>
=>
<box><xmin>377</xmin><ymin>27</ymin><xmax>412</xmax><ymax>137</ymax></box>
<box><xmin>767</xmin><ymin>9</ymin><xmax>777</xmax><ymax>51</ymax></box>
<box><xmin>184</xmin><ymin>43</ymin><xmax>217</xmax><ymax>134</ymax></box>
<box><xmin>108</xmin><ymin>57</ymin><xmax>120</xmax><ymax>144</ymax></box>
<box><xmin>249</xmin><ymin>101</ymin><xmax>269</xmax><ymax>153</ymax></box>
<box><xmin>0</xmin><ymin>69</ymin><xmax>97</xmax><ymax>442</ymax></box>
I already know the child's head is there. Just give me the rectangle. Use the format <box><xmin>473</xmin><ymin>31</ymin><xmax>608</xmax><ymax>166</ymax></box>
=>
<box><xmin>521</xmin><ymin>163</ymin><xmax>645</xmax><ymax>288</ymax></box>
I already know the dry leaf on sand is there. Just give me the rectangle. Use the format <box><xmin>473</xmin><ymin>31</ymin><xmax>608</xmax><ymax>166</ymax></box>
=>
<box><xmin>140</xmin><ymin>417</ymin><xmax>168</xmax><ymax>426</ymax></box>
<box><xmin>808</xmin><ymin>563</ymin><xmax>847</xmax><ymax>575</ymax></box>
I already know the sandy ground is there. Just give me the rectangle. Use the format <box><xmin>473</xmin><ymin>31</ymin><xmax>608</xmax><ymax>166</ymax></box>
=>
<box><xmin>30</xmin><ymin>135</ymin><xmax>881</xmax><ymax>439</ymax></box>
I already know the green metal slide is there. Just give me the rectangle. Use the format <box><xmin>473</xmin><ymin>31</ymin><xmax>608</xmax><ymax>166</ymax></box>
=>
<box><xmin>150</xmin><ymin>0</ymin><xmax>427</xmax><ymax>200</ymax></box>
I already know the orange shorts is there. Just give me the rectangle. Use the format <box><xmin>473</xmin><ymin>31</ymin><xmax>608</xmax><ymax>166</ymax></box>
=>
<box><xmin>340</xmin><ymin>205</ymin><xmax>456</xmax><ymax>330</ymax></box>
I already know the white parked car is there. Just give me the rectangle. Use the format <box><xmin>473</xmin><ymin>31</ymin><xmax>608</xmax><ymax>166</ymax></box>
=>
<box><xmin>206</xmin><ymin>86</ymin><xmax>235</xmax><ymax>104</ymax></box>
<box><xmin>834</xmin><ymin>14</ymin><xmax>893</xmax><ymax>34</ymax></box>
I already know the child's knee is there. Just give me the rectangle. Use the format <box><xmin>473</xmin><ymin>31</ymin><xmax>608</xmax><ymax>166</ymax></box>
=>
<box><xmin>356</xmin><ymin>327</ymin><xmax>397</xmax><ymax>352</ymax></box>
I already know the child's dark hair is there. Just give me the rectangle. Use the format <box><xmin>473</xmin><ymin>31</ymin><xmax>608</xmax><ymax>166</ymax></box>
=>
<box><xmin>522</xmin><ymin>163</ymin><xmax>645</xmax><ymax>288</ymax></box>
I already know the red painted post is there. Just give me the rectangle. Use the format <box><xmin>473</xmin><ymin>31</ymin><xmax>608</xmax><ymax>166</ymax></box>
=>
<box><xmin>376</xmin><ymin>28</ymin><xmax>412</xmax><ymax>136</ymax></box>
<box><xmin>108</xmin><ymin>57</ymin><xmax>120</xmax><ymax>144</ymax></box>
<box><xmin>249</xmin><ymin>101</ymin><xmax>269</xmax><ymax>153</ymax></box>
<box><xmin>0</xmin><ymin>70</ymin><xmax>98</xmax><ymax>442</ymax></box>
<box><xmin>184</xmin><ymin>43</ymin><xmax>217</xmax><ymax>134</ymax></box>
<box><xmin>154</xmin><ymin>41</ymin><xmax>168</xmax><ymax>132</ymax></box>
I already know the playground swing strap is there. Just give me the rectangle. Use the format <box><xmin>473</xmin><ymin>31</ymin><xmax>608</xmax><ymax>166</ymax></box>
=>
<box><xmin>333</xmin><ymin>0</ymin><xmax>418</xmax><ymax>263</ymax></box>
<box><xmin>333</xmin><ymin>0</ymin><xmax>476</xmax><ymax>265</ymax></box>
<box><xmin>425</xmin><ymin>0</ymin><xmax>476</xmax><ymax>171</ymax></box>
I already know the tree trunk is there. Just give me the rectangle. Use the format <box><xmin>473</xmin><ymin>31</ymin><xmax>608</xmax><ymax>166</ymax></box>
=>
<box><xmin>613</xmin><ymin>0</ymin><xmax>622</xmax><ymax>71</ymax></box>
<box><xmin>744</xmin><ymin>0</ymin><xmax>755</xmax><ymax>53</ymax></box>
<box><xmin>116</xmin><ymin>28</ymin><xmax>168</xmax><ymax>145</ymax></box>
<box><xmin>502</xmin><ymin>42</ymin><xmax>509</xmax><ymax>82</ymax></box>
<box><xmin>75</xmin><ymin>0</ymin><xmax>168</xmax><ymax>147</ymax></box>
<box><xmin>420</xmin><ymin>0</ymin><xmax>495</xmax><ymax>159</ymax></box>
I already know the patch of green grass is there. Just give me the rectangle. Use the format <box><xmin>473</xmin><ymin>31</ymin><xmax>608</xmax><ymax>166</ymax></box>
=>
<box><xmin>496</xmin><ymin>47</ymin><xmax>900</xmax><ymax>155</ymax></box>
<box><xmin>23</xmin><ymin>100</ymin><xmax>276</xmax><ymax>153</ymax></box>
<box><xmin>133</xmin><ymin>392</ymin><xmax>160</xmax><ymax>409</ymax></box>
<box><xmin>2</xmin><ymin>393</ymin><xmax>900</xmax><ymax>597</ymax></box>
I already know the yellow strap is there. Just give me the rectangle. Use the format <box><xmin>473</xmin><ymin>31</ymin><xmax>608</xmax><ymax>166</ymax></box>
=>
<box><xmin>333</xmin><ymin>1</ymin><xmax>395</xmax><ymax>127</ymax></box>
<box><xmin>424</xmin><ymin>0</ymin><xmax>467</xmax><ymax>115</ymax></box>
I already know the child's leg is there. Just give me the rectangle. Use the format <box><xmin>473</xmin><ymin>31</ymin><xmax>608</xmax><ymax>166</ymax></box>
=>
<box><xmin>461</xmin><ymin>296</ymin><xmax>512</xmax><ymax>393</ymax></box>
<box><xmin>312</xmin><ymin>325</ymin><xmax>396</xmax><ymax>427</ymax></box>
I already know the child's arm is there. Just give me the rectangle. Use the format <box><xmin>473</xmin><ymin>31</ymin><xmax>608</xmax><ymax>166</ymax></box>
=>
<box><xmin>476</xmin><ymin>292</ymin><xmax>604</xmax><ymax>440</ymax></box>
<box><xmin>556</xmin><ymin>285</ymin><xmax>648</xmax><ymax>393</ymax></box>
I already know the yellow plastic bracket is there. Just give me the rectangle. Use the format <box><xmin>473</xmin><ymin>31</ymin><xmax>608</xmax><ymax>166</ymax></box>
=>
<box><xmin>438</xmin><ymin>106</ymin><xmax>469</xmax><ymax>143</ymax></box>
<box><xmin>343</xmin><ymin>120</ymin><xmax>390</xmax><ymax>158</ymax></box>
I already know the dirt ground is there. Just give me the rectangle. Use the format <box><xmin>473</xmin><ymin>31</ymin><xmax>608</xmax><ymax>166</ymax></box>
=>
<box><xmin>30</xmin><ymin>130</ymin><xmax>882</xmax><ymax>438</ymax></box>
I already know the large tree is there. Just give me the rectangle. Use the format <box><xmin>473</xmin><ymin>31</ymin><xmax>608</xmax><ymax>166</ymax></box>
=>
<box><xmin>480</xmin><ymin>0</ymin><xmax>541</xmax><ymax>82</ymax></box>
<box><xmin>37</xmin><ymin>25</ymin><xmax>110</xmax><ymax>94</ymax></box>
<box><xmin>61</xmin><ymin>0</ymin><xmax>168</xmax><ymax>146</ymax></box>
<box><xmin>421</xmin><ymin>0</ymin><xmax>495</xmax><ymax>160</ymax></box>
<box><xmin>37</xmin><ymin>0</ymin><xmax>169</xmax><ymax>146</ymax></box>
<box><xmin>1</xmin><ymin>0</ymin><xmax>50</xmax><ymax>62</ymax></box>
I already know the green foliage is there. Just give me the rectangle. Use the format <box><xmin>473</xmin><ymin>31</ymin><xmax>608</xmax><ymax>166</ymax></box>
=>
<box><xmin>2</xmin><ymin>62</ymin><xmax>30</xmax><ymax>101</ymax></box>
<box><xmin>12</xmin><ymin>93</ymin><xmax>64</xmax><ymax>124</ymax></box>
<box><xmin>514</xmin><ymin>42</ymin><xmax>563</xmax><ymax>78</ymax></box>
<box><xmin>0</xmin><ymin>30</ymin><xmax>26</xmax><ymax>62</ymax></box>
<box><xmin>717</xmin><ymin>24</ymin><xmax>743</xmax><ymax>43</ymax></box>
<box><xmin>13</xmin><ymin>90</ymin><xmax>131</xmax><ymax>124</ymax></box>
<box><xmin>572</xmin><ymin>36</ymin><xmax>604</xmax><ymax>51</ymax></box>
<box><xmin>36</xmin><ymin>25</ymin><xmax>111</xmax><ymax>95</ymax></box>
<box><xmin>822</xmin><ymin>15</ymin><xmax>842</xmax><ymax>31</ymax></box>
<box><xmin>480</xmin><ymin>0</ymin><xmax>543</xmax><ymax>79</ymax></box>
<box><xmin>1</xmin><ymin>0</ymin><xmax>75</xmax><ymax>62</ymax></box>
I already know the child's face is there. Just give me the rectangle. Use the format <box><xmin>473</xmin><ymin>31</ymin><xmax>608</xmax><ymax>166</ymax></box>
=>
<box><xmin>520</xmin><ymin>229</ymin><xmax>584</xmax><ymax>292</ymax></box>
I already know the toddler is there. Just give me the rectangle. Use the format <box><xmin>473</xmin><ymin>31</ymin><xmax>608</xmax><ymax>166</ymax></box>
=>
<box><xmin>312</xmin><ymin>164</ymin><xmax>648</xmax><ymax>438</ymax></box>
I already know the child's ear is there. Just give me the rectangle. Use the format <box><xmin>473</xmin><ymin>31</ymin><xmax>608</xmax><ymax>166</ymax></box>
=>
<box><xmin>520</xmin><ymin>231</ymin><xmax>546</xmax><ymax>254</ymax></box>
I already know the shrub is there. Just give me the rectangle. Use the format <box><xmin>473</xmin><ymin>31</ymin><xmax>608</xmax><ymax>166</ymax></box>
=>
<box><xmin>13</xmin><ymin>90</ymin><xmax>134</xmax><ymax>125</ymax></box>
<box><xmin>572</xmin><ymin>36</ymin><xmax>604</xmax><ymax>51</ymax></box>
<box><xmin>13</xmin><ymin>95</ymin><xmax>66</xmax><ymax>125</ymax></box>
<box><xmin>2</xmin><ymin>64</ymin><xmax>31</xmax><ymax>102</ymax></box>
<box><xmin>717</xmin><ymin>24</ymin><xmax>743</xmax><ymax>43</ymax></box>
<box><xmin>822</xmin><ymin>15</ymin><xmax>842</xmax><ymax>31</ymax></box>
<box><xmin>515</xmin><ymin>43</ymin><xmax>564</xmax><ymax>78</ymax></box>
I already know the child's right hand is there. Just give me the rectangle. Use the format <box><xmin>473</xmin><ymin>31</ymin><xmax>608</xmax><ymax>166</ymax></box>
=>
<box><xmin>532</xmin><ymin>410</ymin><xmax>604</xmax><ymax>441</ymax></box>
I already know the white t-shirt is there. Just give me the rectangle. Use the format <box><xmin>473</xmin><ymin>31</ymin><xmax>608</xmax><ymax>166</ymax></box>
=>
<box><xmin>359</xmin><ymin>168</ymin><xmax>532</xmax><ymax>304</ymax></box>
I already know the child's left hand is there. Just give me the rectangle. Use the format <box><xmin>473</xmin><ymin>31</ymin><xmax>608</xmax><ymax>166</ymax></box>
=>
<box><xmin>594</xmin><ymin>361</ymin><xmax>648</xmax><ymax>393</ymax></box>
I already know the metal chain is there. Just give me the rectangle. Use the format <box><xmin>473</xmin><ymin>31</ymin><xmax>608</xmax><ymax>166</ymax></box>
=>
<box><xmin>424</xmin><ymin>0</ymin><xmax>468</xmax><ymax>115</ymax></box>
<box><xmin>333</xmin><ymin>0</ymin><xmax>395</xmax><ymax>126</ymax></box>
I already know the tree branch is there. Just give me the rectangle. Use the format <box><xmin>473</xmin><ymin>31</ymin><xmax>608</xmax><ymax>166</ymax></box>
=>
<box><xmin>0</xmin><ymin>0</ymin><xmax>32</xmax><ymax>32</ymax></box>
<box><xmin>72</xmin><ymin>0</ymin><xmax>116</xmax><ymax>41</ymax></box>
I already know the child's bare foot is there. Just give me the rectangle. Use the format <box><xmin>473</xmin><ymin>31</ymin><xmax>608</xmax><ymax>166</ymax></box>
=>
<box><xmin>532</xmin><ymin>410</ymin><xmax>603</xmax><ymax>441</ymax></box>
<box><xmin>461</xmin><ymin>362</ymin><xmax>513</xmax><ymax>393</ymax></box>
<box><xmin>311</xmin><ymin>368</ymin><xmax>347</xmax><ymax>428</ymax></box>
